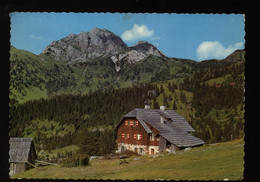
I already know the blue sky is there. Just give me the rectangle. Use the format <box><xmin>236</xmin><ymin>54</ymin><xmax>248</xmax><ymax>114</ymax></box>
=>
<box><xmin>10</xmin><ymin>13</ymin><xmax>245</xmax><ymax>61</ymax></box>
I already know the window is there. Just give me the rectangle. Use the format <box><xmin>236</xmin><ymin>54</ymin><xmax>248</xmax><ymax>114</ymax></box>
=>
<box><xmin>134</xmin><ymin>133</ymin><xmax>142</xmax><ymax>140</ymax></box>
<box><xmin>125</xmin><ymin>120</ymin><xmax>128</xmax><ymax>126</ymax></box>
<box><xmin>130</xmin><ymin>120</ymin><xmax>134</xmax><ymax>126</ymax></box>
<box><xmin>139</xmin><ymin>148</ymin><xmax>143</xmax><ymax>154</ymax></box>
<box><xmin>124</xmin><ymin>133</ymin><xmax>129</xmax><ymax>139</ymax></box>
<box><xmin>150</xmin><ymin>133</ymin><xmax>155</xmax><ymax>141</ymax></box>
<box><xmin>122</xmin><ymin>133</ymin><xmax>129</xmax><ymax>139</ymax></box>
<box><xmin>134</xmin><ymin>120</ymin><xmax>139</xmax><ymax>126</ymax></box>
<box><xmin>137</xmin><ymin>134</ymin><xmax>142</xmax><ymax>140</ymax></box>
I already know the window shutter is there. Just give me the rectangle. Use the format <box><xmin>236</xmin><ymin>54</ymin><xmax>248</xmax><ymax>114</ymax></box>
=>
<box><xmin>122</xmin><ymin>133</ymin><xmax>124</xmax><ymax>138</ymax></box>
<box><xmin>127</xmin><ymin>134</ymin><xmax>130</xmax><ymax>138</ymax></box>
<box><xmin>125</xmin><ymin>120</ymin><xmax>128</xmax><ymax>126</ymax></box>
<box><xmin>134</xmin><ymin>134</ymin><xmax>137</xmax><ymax>139</ymax></box>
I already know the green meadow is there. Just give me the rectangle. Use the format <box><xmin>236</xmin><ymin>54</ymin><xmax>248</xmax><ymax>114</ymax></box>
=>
<box><xmin>14</xmin><ymin>138</ymin><xmax>244</xmax><ymax>180</ymax></box>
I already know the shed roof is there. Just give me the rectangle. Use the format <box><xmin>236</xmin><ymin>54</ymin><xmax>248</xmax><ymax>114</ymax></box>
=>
<box><xmin>9</xmin><ymin>138</ymin><xmax>35</xmax><ymax>163</ymax></box>
<box><xmin>116</xmin><ymin>108</ymin><xmax>204</xmax><ymax>147</ymax></box>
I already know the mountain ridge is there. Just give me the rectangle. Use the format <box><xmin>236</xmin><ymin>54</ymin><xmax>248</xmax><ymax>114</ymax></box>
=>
<box><xmin>42</xmin><ymin>28</ymin><xmax>129</xmax><ymax>62</ymax></box>
<box><xmin>42</xmin><ymin>28</ymin><xmax>165</xmax><ymax>65</ymax></box>
<box><xmin>10</xmin><ymin>27</ymin><xmax>245</xmax><ymax>103</ymax></box>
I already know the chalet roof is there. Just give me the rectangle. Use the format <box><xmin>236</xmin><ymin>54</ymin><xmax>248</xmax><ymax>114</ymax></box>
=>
<box><xmin>9</xmin><ymin>138</ymin><xmax>35</xmax><ymax>163</ymax></box>
<box><xmin>116</xmin><ymin>108</ymin><xmax>204</xmax><ymax>147</ymax></box>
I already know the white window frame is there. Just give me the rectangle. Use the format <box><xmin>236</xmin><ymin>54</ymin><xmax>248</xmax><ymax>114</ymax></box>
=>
<box><xmin>137</xmin><ymin>134</ymin><xmax>142</xmax><ymax>140</ymax></box>
<box><xmin>150</xmin><ymin>133</ymin><xmax>155</xmax><ymax>141</ymax></box>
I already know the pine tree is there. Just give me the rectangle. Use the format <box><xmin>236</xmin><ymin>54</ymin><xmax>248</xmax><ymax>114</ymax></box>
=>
<box><xmin>153</xmin><ymin>99</ymin><xmax>160</xmax><ymax>109</ymax></box>
<box><xmin>160</xmin><ymin>84</ymin><xmax>164</xmax><ymax>93</ymax></box>
<box><xmin>180</xmin><ymin>91</ymin><xmax>187</xmax><ymax>104</ymax></box>
<box><xmin>172</xmin><ymin>101</ymin><xmax>177</xmax><ymax>110</ymax></box>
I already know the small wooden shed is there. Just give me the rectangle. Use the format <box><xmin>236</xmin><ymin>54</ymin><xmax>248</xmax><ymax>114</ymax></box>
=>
<box><xmin>9</xmin><ymin>138</ymin><xmax>37</xmax><ymax>176</ymax></box>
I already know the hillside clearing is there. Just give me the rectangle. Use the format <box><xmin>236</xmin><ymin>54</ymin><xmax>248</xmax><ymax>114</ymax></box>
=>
<box><xmin>14</xmin><ymin>138</ymin><xmax>244</xmax><ymax>180</ymax></box>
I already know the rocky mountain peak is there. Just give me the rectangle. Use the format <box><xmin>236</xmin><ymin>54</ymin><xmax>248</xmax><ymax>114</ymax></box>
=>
<box><xmin>130</xmin><ymin>41</ymin><xmax>165</xmax><ymax>57</ymax></box>
<box><xmin>89</xmin><ymin>27</ymin><xmax>110</xmax><ymax>34</ymax></box>
<box><xmin>42</xmin><ymin>27</ymin><xmax>166</xmax><ymax>66</ymax></box>
<box><xmin>42</xmin><ymin>28</ymin><xmax>129</xmax><ymax>62</ymax></box>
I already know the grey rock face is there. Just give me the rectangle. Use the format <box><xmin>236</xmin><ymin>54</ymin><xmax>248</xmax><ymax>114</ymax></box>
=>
<box><xmin>111</xmin><ymin>50</ymin><xmax>147</xmax><ymax>72</ymax></box>
<box><xmin>42</xmin><ymin>28</ymin><xmax>129</xmax><ymax>62</ymax></box>
<box><xmin>110</xmin><ymin>41</ymin><xmax>165</xmax><ymax>72</ymax></box>
<box><xmin>130</xmin><ymin>41</ymin><xmax>165</xmax><ymax>57</ymax></box>
<box><xmin>42</xmin><ymin>28</ymin><xmax>165</xmax><ymax>73</ymax></box>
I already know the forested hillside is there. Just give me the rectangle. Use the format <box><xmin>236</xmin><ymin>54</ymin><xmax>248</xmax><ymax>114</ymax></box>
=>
<box><xmin>10</xmin><ymin>84</ymin><xmax>158</xmax><ymax>155</ymax></box>
<box><xmin>9</xmin><ymin>49</ymin><xmax>244</xmax><ymax>156</ymax></box>
<box><xmin>10</xmin><ymin>47</ymin><xmax>195</xmax><ymax>103</ymax></box>
<box><xmin>9</xmin><ymin>36</ymin><xmax>244</xmax><ymax>161</ymax></box>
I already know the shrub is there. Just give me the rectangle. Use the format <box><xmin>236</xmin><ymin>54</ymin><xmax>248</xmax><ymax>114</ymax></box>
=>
<box><xmin>62</xmin><ymin>153</ymin><xmax>89</xmax><ymax>167</ymax></box>
<box><xmin>120</xmin><ymin>150</ymin><xmax>140</xmax><ymax>157</ymax></box>
<box><xmin>119</xmin><ymin>159</ymin><xmax>129</xmax><ymax>165</ymax></box>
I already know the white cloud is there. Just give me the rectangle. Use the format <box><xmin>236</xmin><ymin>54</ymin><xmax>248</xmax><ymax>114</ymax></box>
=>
<box><xmin>121</xmin><ymin>24</ymin><xmax>154</xmax><ymax>41</ymax></box>
<box><xmin>29</xmin><ymin>34</ymin><xmax>42</xmax><ymax>40</ymax></box>
<box><xmin>196</xmin><ymin>41</ymin><xmax>244</xmax><ymax>61</ymax></box>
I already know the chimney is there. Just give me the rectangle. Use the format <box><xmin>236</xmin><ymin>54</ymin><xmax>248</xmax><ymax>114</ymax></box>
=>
<box><xmin>160</xmin><ymin>106</ymin><xmax>166</xmax><ymax>124</ymax></box>
<box><xmin>160</xmin><ymin>105</ymin><xmax>165</xmax><ymax>111</ymax></box>
<box><xmin>145</xmin><ymin>105</ymin><xmax>150</xmax><ymax>109</ymax></box>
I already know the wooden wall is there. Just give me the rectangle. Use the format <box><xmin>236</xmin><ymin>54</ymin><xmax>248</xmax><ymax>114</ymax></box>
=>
<box><xmin>117</xmin><ymin>118</ymin><xmax>160</xmax><ymax>147</ymax></box>
<box><xmin>9</xmin><ymin>163</ymin><xmax>29</xmax><ymax>176</ymax></box>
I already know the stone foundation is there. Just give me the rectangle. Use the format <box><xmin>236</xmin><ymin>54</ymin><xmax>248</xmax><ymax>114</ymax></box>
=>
<box><xmin>117</xmin><ymin>143</ymin><xmax>159</xmax><ymax>155</ymax></box>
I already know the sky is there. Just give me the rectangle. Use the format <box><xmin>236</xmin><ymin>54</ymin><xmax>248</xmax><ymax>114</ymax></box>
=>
<box><xmin>10</xmin><ymin>13</ymin><xmax>245</xmax><ymax>61</ymax></box>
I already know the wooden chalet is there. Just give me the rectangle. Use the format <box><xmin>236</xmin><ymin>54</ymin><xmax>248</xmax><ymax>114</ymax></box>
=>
<box><xmin>115</xmin><ymin>105</ymin><xmax>204</xmax><ymax>155</ymax></box>
<box><xmin>9</xmin><ymin>138</ymin><xmax>37</xmax><ymax>176</ymax></box>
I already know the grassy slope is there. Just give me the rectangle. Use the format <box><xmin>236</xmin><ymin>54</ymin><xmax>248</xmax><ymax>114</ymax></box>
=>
<box><xmin>14</xmin><ymin>139</ymin><xmax>244</xmax><ymax>180</ymax></box>
<box><xmin>152</xmin><ymin>78</ymin><xmax>194</xmax><ymax>120</ymax></box>
<box><xmin>38</xmin><ymin>145</ymin><xmax>80</xmax><ymax>160</ymax></box>
<box><xmin>23</xmin><ymin>119</ymin><xmax>75</xmax><ymax>139</ymax></box>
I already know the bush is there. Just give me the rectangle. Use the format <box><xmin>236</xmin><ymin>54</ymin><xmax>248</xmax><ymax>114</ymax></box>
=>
<box><xmin>118</xmin><ymin>159</ymin><xmax>129</xmax><ymax>165</ymax></box>
<box><xmin>121</xmin><ymin>150</ymin><xmax>140</xmax><ymax>157</ymax></box>
<box><xmin>63</xmin><ymin>153</ymin><xmax>89</xmax><ymax>167</ymax></box>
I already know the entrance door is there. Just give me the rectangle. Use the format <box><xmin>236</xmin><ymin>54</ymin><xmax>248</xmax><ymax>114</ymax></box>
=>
<box><xmin>134</xmin><ymin>148</ymin><xmax>138</xmax><ymax>153</ymax></box>
<box><xmin>151</xmin><ymin>148</ymin><xmax>154</xmax><ymax>154</ymax></box>
<box><xmin>139</xmin><ymin>148</ymin><xmax>143</xmax><ymax>154</ymax></box>
<box><xmin>121</xmin><ymin>146</ymin><xmax>125</xmax><ymax>152</ymax></box>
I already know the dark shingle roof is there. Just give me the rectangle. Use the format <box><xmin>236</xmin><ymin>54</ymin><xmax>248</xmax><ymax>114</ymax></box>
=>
<box><xmin>164</xmin><ymin>110</ymin><xmax>195</xmax><ymax>132</ymax></box>
<box><xmin>9</xmin><ymin>138</ymin><xmax>35</xmax><ymax>163</ymax></box>
<box><xmin>116</xmin><ymin>108</ymin><xmax>204</xmax><ymax>147</ymax></box>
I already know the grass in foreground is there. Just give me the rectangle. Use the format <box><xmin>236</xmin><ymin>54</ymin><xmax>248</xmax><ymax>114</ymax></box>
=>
<box><xmin>14</xmin><ymin>138</ymin><xmax>244</xmax><ymax>180</ymax></box>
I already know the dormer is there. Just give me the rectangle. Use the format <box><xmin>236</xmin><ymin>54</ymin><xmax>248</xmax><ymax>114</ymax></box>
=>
<box><xmin>160</xmin><ymin>106</ymin><xmax>167</xmax><ymax>124</ymax></box>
